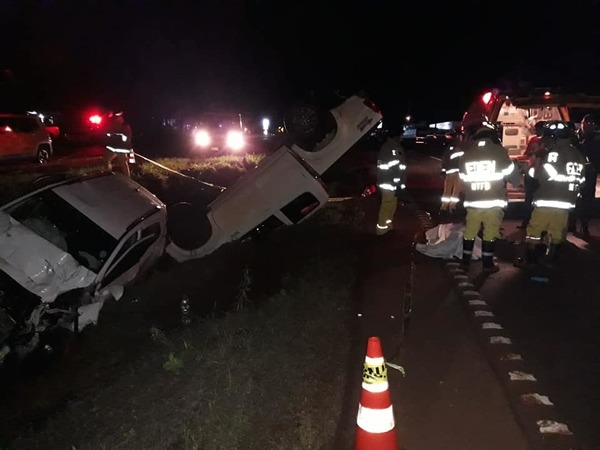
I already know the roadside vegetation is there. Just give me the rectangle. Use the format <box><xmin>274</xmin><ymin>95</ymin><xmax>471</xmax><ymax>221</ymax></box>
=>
<box><xmin>0</xmin><ymin>154</ymin><xmax>265</xmax><ymax>207</ymax></box>
<box><xmin>0</xmin><ymin>156</ymin><xmax>370</xmax><ymax>449</ymax></box>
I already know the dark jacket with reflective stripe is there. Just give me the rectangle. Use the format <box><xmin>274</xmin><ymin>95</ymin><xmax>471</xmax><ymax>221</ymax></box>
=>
<box><xmin>441</xmin><ymin>144</ymin><xmax>463</xmax><ymax>174</ymax></box>
<box><xmin>105</xmin><ymin>120</ymin><xmax>133</xmax><ymax>152</ymax></box>
<box><xmin>376</xmin><ymin>137</ymin><xmax>407</xmax><ymax>191</ymax></box>
<box><xmin>458</xmin><ymin>137</ymin><xmax>513</xmax><ymax>208</ymax></box>
<box><xmin>531</xmin><ymin>139</ymin><xmax>587</xmax><ymax>209</ymax></box>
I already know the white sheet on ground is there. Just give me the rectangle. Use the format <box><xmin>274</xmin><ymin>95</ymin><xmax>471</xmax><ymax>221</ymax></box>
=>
<box><xmin>416</xmin><ymin>222</ymin><xmax>482</xmax><ymax>260</ymax></box>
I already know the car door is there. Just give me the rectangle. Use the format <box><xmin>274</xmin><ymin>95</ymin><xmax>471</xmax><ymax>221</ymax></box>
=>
<box><xmin>95</xmin><ymin>221</ymin><xmax>164</xmax><ymax>298</ymax></box>
<box><xmin>0</xmin><ymin>117</ymin><xmax>22</xmax><ymax>157</ymax></box>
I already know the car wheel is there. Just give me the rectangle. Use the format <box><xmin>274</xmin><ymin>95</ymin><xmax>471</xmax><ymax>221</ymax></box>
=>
<box><xmin>36</xmin><ymin>146</ymin><xmax>51</xmax><ymax>164</ymax></box>
<box><xmin>167</xmin><ymin>202</ymin><xmax>213</xmax><ymax>250</ymax></box>
<box><xmin>284</xmin><ymin>103</ymin><xmax>336</xmax><ymax>152</ymax></box>
<box><xmin>284</xmin><ymin>102</ymin><xmax>320</xmax><ymax>138</ymax></box>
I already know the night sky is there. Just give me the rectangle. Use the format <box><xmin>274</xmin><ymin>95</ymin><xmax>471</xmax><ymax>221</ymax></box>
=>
<box><xmin>1</xmin><ymin>0</ymin><xmax>600</xmax><ymax>125</ymax></box>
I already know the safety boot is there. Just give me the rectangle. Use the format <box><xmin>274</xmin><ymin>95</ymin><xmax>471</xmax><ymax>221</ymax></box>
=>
<box><xmin>515</xmin><ymin>243</ymin><xmax>546</xmax><ymax>270</ymax></box>
<box><xmin>481</xmin><ymin>240</ymin><xmax>499</xmax><ymax>274</ymax></box>
<box><xmin>462</xmin><ymin>239</ymin><xmax>474</xmax><ymax>269</ymax></box>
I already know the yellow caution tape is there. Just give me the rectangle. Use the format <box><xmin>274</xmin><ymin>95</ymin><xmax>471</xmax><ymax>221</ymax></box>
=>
<box><xmin>362</xmin><ymin>360</ymin><xmax>388</xmax><ymax>384</ymax></box>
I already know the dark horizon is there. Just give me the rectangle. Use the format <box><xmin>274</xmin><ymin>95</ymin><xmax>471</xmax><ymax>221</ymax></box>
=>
<box><xmin>2</xmin><ymin>0</ymin><xmax>600</xmax><ymax>125</ymax></box>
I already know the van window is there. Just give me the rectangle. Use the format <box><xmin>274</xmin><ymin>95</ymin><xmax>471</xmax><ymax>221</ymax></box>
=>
<box><xmin>281</xmin><ymin>192</ymin><xmax>321</xmax><ymax>224</ymax></box>
<box><xmin>0</xmin><ymin>117</ymin><xmax>40</xmax><ymax>133</ymax></box>
<box><xmin>240</xmin><ymin>214</ymin><xmax>285</xmax><ymax>241</ymax></box>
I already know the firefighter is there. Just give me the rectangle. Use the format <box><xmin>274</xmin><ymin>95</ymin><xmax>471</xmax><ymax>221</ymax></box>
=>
<box><xmin>573</xmin><ymin>114</ymin><xmax>600</xmax><ymax>237</ymax></box>
<box><xmin>516</xmin><ymin>121</ymin><xmax>587</xmax><ymax>268</ymax></box>
<box><xmin>375</xmin><ymin>134</ymin><xmax>407</xmax><ymax>235</ymax></box>
<box><xmin>458</xmin><ymin>120</ymin><xmax>514</xmax><ymax>273</ymax></box>
<box><xmin>440</xmin><ymin>129</ymin><xmax>466</xmax><ymax>217</ymax></box>
<box><xmin>519</xmin><ymin>121</ymin><xmax>547</xmax><ymax>229</ymax></box>
<box><xmin>104</xmin><ymin>111</ymin><xmax>133</xmax><ymax>177</ymax></box>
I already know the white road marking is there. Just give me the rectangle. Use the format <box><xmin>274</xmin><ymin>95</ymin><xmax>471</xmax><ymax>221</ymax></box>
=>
<box><xmin>474</xmin><ymin>310</ymin><xmax>494</xmax><ymax>317</ymax></box>
<box><xmin>537</xmin><ymin>420</ymin><xmax>572</xmax><ymax>435</ymax></box>
<box><xmin>482</xmin><ymin>322</ymin><xmax>503</xmax><ymax>329</ymax></box>
<box><xmin>468</xmin><ymin>300</ymin><xmax>487</xmax><ymax>306</ymax></box>
<box><xmin>463</xmin><ymin>290</ymin><xmax>480</xmax><ymax>297</ymax></box>
<box><xmin>490</xmin><ymin>336</ymin><xmax>512</xmax><ymax>344</ymax></box>
<box><xmin>509</xmin><ymin>371</ymin><xmax>537</xmax><ymax>381</ymax></box>
<box><xmin>521</xmin><ymin>393</ymin><xmax>553</xmax><ymax>406</ymax></box>
<box><xmin>501</xmin><ymin>353</ymin><xmax>523</xmax><ymax>361</ymax></box>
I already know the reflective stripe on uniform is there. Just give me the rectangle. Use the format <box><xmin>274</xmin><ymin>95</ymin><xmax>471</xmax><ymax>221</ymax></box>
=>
<box><xmin>378</xmin><ymin>183</ymin><xmax>397</xmax><ymax>191</ymax></box>
<box><xmin>445</xmin><ymin>168</ymin><xmax>459</xmax><ymax>174</ymax></box>
<box><xmin>107</xmin><ymin>132</ymin><xmax>128</xmax><ymax>142</ymax></box>
<box><xmin>106</xmin><ymin>147</ymin><xmax>131</xmax><ymax>154</ymax></box>
<box><xmin>502</xmin><ymin>163</ymin><xmax>515</xmax><ymax>176</ymax></box>
<box><xmin>459</xmin><ymin>172</ymin><xmax>505</xmax><ymax>182</ymax></box>
<box><xmin>464</xmin><ymin>199</ymin><xmax>507</xmax><ymax>208</ymax></box>
<box><xmin>441</xmin><ymin>196</ymin><xmax>460</xmax><ymax>203</ymax></box>
<box><xmin>377</xmin><ymin>160</ymin><xmax>400</xmax><ymax>170</ymax></box>
<box><xmin>533</xmin><ymin>199</ymin><xmax>575</xmax><ymax>209</ymax></box>
<box><xmin>356</xmin><ymin>405</ymin><xmax>395</xmax><ymax>434</ymax></box>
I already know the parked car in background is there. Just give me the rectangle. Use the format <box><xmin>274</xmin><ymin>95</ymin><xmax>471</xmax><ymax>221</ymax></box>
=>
<box><xmin>0</xmin><ymin>172</ymin><xmax>167</xmax><ymax>363</ymax></box>
<box><xmin>57</xmin><ymin>106</ymin><xmax>114</xmax><ymax>145</ymax></box>
<box><xmin>190</xmin><ymin>112</ymin><xmax>248</xmax><ymax>152</ymax></box>
<box><xmin>0</xmin><ymin>114</ymin><xmax>53</xmax><ymax>164</ymax></box>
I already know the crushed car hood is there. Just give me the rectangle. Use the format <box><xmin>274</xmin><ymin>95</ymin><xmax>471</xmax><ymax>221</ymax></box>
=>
<box><xmin>0</xmin><ymin>211</ymin><xmax>96</xmax><ymax>303</ymax></box>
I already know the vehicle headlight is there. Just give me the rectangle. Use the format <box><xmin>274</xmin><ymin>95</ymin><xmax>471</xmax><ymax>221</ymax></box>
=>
<box><xmin>194</xmin><ymin>130</ymin><xmax>211</xmax><ymax>147</ymax></box>
<box><xmin>226</xmin><ymin>130</ymin><xmax>244</xmax><ymax>150</ymax></box>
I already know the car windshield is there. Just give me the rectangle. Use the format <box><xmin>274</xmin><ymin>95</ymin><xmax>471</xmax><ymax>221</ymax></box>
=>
<box><xmin>198</xmin><ymin>114</ymin><xmax>241</xmax><ymax>130</ymax></box>
<box><xmin>5</xmin><ymin>190</ymin><xmax>118</xmax><ymax>272</ymax></box>
<box><xmin>0</xmin><ymin>116</ymin><xmax>40</xmax><ymax>132</ymax></box>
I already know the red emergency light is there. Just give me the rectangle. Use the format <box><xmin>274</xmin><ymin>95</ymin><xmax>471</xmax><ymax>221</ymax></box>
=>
<box><xmin>89</xmin><ymin>114</ymin><xmax>103</xmax><ymax>125</ymax></box>
<box><xmin>481</xmin><ymin>91</ymin><xmax>493</xmax><ymax>105</ymax></box>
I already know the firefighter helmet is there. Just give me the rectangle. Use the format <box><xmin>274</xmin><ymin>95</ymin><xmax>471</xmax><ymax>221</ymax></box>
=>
<box><xmin>580</xmin><ymin>114</ymin><xmax>598</xmax><ymax>137</ymax></box>
<box><xmin>543</xmin><ymin>121</ymin><xmax>574</xmax><ymax>140</ymax></box>
<box><xmin>470</xmin><ymin>119</ymin><xmax>500</xmax><ymax>142</ymax></box>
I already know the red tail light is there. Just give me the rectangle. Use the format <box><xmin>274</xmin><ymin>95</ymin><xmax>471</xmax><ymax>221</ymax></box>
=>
<box><xmin>89</xmin><ymin>114</ymin><xmax>103</xmax><ymax>125</ymax></box>
<box><xmin>363</xmin><ymin>98</ymin><xmax>380</xmax><ymax>113</ymax></box>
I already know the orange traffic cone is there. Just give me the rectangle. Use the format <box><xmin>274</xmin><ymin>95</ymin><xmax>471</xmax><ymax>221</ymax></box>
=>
<box><xmin>355</xmin><ymin>336</ymin><xmax>398</xmax><ymax>450</ymax></box>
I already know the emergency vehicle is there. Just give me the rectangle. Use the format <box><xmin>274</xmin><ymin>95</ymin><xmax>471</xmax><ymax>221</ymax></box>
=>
<box><xmin>461</xmin><ymin>88</ymin><xmax>600</xmax><ymax>200</ymax></box>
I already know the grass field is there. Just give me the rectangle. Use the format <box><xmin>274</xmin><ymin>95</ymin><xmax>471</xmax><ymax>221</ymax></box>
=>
<box><xmin>0</xmin><ymin>156</ymin><xmax>371</xmax><ymax>449</ymax></box>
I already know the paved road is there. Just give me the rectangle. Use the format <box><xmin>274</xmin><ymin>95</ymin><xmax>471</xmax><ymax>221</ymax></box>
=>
<box><xmin>408</xmin><ymin>148</ymin><xmax>600</xmax><ymax>449</ymax></box>
<box><xmin>332</xmin><ymin>196</ymin><xmax>530</xmax><ymax>449</ymax></box>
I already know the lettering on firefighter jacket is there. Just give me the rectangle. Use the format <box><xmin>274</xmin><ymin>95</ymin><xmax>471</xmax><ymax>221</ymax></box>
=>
<box><xmin>529</xmin><ymin>140</ymin><xmax>587</xmax><ymax>209</ymax></box>
<box><xmin>377</xmin><ymin>137</ymin><xmax>407</xmax><ymax>191</ymax></box>
<box><xmin>458</xmin><ymin>138</ymin><xmax>513</xmax><ymax>208</ymax></box>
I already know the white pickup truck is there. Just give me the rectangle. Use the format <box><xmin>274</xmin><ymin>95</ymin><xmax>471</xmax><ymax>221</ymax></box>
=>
<box><xmin>167</xmin><ymin>92</ymin><xmax>382</xmax><ymax>261</ymax></box>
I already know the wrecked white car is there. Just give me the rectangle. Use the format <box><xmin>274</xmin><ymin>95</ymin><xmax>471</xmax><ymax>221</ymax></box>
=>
<box><xmin>0</xmin><ymin>172</ymin><xmax>167</xmax><ymax>363</ymax></box>
<box><xmin>167</xmin><ymin>92</ymin><xmax>383</xmax><ymax>261</ymax></box>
